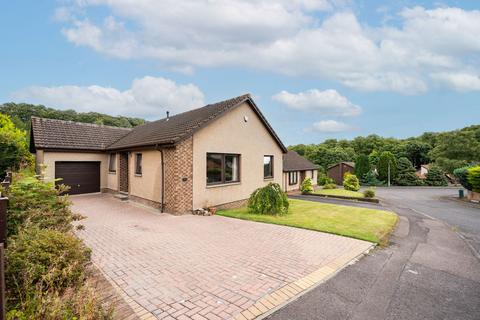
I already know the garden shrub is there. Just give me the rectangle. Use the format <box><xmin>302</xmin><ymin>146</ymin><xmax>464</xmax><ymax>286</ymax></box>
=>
<box><xmin>343</xmin><ymin>173</ymin><xmax>360</xmax><ymax>191</ymax></box>
<box><xmin>467</xmin><ymin>166</ymin><xmax>480</xmax><ymax>192</ymax></box>
<box><xmin>317</xmin><ymin>172</ymin><xmax>328</xmax><ymax>185</ymax></box>
<box><xmin>454</xmin><ymin>166</ymin><xmax>473</xmax><ymax>190</ymax></box>
<box><xmin>300</xmin><ymin>177</ymin><xmax>314</xmax><ymax>194</ymax></box>
<box><xmin>395</xmin><ymin>157</ymin><xmax>422</xmax><ymax>186</ymax></box>
<box><xmin>363</xmin><ymin>189</ymin><xmax>376</xmax><ymax>198</ymax></box>
<box><xmin>6</xmin><ymin>227</ymin><xmax>91</xmax><ymax>307</ymax></box>
<box><xmin>363</xmin><ymin>170</ymin><xmax>384</xmax><ymax>186</ymax></box>
<box><xmin>323</xmin><ymin>183</ymin><xmax>337</xmax><ymax>189</ymax></box>
<box><xmin>248</xmin><ymin>183</ymin><xmax>289</xmax><ymax>215</ymax></box>
<box><xmin>425</xmin><ymin>165</ymin><xmax>448</xmax><ymax>186</ymax></box>
<box><xmin>6</xmin><ymin>175</ymin><xmax>82</xmax><ymax>237</ymax></box>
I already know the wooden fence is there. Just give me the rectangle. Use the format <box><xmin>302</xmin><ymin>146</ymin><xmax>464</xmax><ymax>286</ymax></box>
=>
<box><xmin>0</xmin><ymin>170</ymin><xmax>11</xmax><ymax>320</ymax></box>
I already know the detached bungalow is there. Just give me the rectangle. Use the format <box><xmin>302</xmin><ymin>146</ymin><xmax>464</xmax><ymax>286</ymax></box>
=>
<box><xmin>30</xmin><ymin>94</ymin><xmax>287</xmax><ymax>214</ymax></box>
<box><xmin>282</xmin><ymin>151</ymin><xmax>318</xmax><ymax>191</ymax></box>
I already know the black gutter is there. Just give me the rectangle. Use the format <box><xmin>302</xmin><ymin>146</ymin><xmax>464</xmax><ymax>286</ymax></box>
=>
<box><xmin>155</xmin><ymin>145</ymin><xmax>165</xmax><ymax>213</ymax></box>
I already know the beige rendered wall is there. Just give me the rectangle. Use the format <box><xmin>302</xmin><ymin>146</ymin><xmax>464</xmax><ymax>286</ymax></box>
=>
<box><xmin>106</xmin><ymin>153</ymin><xmax>119</xmax><ymax>191</ymax></box>
<box><xmin>128</xmin><ymin>150</ymin><xmax>162</xmax><ymax>203</ymax></box>
<box><xmin>284</xmin><ymin>171</ymin><xmax>300</xmax><ymax>191</ymax></box>
<box><xmin>41</xmin><ymin>151</ymin><xmax>109</xmax><ymax>188</ymax></box>
<box><xmin>192</xmin><ymin>102</ymin><xmax>284</xmax><ymax>209</ymax></box>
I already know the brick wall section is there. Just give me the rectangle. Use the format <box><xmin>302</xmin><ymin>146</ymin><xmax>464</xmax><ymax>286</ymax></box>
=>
<box><xmin>119</xmin><ymin>153</ymin><xmax>128</xmax><ymax>192</ymax></box>
<box><xmin>163</xmin><ymin>137</ymin><xmax>193</xmax><ymax>214</ymax></box>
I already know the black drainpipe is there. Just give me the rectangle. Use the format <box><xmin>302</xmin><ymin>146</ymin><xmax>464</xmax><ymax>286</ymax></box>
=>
<box><xmin>156</xmin><ymin>145</ymin><xmax>165</xmax><ymax>213</ymax></box>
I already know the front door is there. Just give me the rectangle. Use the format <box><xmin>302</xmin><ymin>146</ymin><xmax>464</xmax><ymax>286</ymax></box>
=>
<box><xmin>119</xmin><ymin>152</ymin><xmax>129</xmax><ymax>193</ymax></box>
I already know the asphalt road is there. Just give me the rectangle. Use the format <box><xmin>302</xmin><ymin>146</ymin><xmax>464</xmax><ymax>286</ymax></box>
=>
<box><xmin>268</xmin><ymin>188</ymin><xmax>480</xmax><ymax>320</ymax></box>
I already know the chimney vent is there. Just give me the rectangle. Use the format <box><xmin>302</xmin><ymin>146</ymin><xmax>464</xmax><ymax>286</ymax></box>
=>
<box><xmin>166</xmin><ymin>111</ymin><xmax>170</xmax><ymax>121</ymax></box>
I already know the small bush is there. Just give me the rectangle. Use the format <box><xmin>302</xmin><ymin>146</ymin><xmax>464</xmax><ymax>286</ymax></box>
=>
<box><xmin>317</xmin><ymin>172</ymin><xmax>328</xmax><ymax>185</ymax></box>
<box><xmin>6</xmin><ymin>228</ymin><xmax>91</xmax><ymax>308</ymax></box>
<box><xmin>363</xmin><ymin>189</ymin><xmax>376</xmax><ymax>198</ymax></box>
<box><xmin>363</xmin><ymin>170</ymin><xmax>384</xmax><ymax>186</ymax></box>
<box><xmin>323</xmin><ymin>183</ymin><xmax>337</xmax><ymax>189</ymax></box>
<box><xmin>425</xmin><ymin>165</ymin><xmax>448</xmax><ymax>186</ymax></box>
<box><xmin>248</xmin><ymin>183</ymin><xmax>289</xmax><ymax>215</ymax></box>
<box><xmin>343</xmin><ymin>173</ymin><xmax>360</xmax><ymax>191</ymax></box>
<box><xmin>454</xmin><ymin>166</ymin><xmax>473</xmax><ymax>190</ymax></box>
<box><xmin>300</xmin><ymin>177</ymin><xmax>314</xmax><ymax>194</ymax></box>
<box><xmin>467</xmin><ymin>166</ymin><xmax>480</xmax><ymax>192</ymax></box>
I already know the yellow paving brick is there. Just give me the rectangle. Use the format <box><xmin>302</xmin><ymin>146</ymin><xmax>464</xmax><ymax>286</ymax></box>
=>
<box><xmin>259</xmin><ymin>298</ymin><xmax>275</xmax><ymax>309</ymax></box>
<box><xmin>248</xmin><ymin>305</ymin><xmax>262</xmax><ymax>317</ymax></box>
<box><xmin>254</xmin><ymin>302</ymin><xmax>269</xmax><ymax>313</ymax></box>
<box><xmin>242</xmin><ymin>309</ymin><xmax>256</xmax><ymax>320</ymax></box>
<box><xmin>234</xmin><ymin>313</ymin><xmax>248</xmax><ymax>320</ymax></box>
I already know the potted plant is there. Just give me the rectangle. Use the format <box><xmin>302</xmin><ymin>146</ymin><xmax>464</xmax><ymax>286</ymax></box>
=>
<box><xmin>208</xmin><ymin>207</ymin><xmax>217</xmax><ymax>215</ymax></box>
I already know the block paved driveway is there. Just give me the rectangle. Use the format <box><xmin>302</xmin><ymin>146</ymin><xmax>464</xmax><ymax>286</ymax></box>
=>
<box><xmin>72</xmin><ymin>194</ymin><xmax>371</xmax><ymax>320</ymax></box>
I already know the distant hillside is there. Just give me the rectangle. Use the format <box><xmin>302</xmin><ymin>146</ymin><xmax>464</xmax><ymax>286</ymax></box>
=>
<box><xmin>0</xmin><ymin>102</ymin><xmax>146</xmax><ymax>132</ymax></box>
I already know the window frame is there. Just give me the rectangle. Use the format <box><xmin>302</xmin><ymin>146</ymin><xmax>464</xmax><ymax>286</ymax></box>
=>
<box><xmin>108</xmin><ymin>153</ymin><xmax>116</xmax><ymax>173</ymax></box>
<box><xmin>206</xmin><ymin>153</ymin><xmax>241</xmax><ymax>186</ymax></box>
<box><xmin>263</xmin><ymin>155</ymin><xmax>274</xmax><ymax>179</ymax></box>
<box><xmin>289</xmin><ymin>171</ymin><xmax>298</xmax><ymax>185</ymax></box>
<box><xmin>135</xmin><ymin>153</ymin><xmax>142</xmax><ymax>176</ymax></box>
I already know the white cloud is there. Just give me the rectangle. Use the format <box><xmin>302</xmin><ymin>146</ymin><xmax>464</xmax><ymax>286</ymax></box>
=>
<box><xmin>310</xmin><ymin>120</ymin><xmax>352</xmax><ymax>133</ymax></box>
<box><xmin>57</xmin><ymin>2</ymin><xmax>480</xmax><ymax>93</ymax></box>
<box><xmin>11</xmin><ymin>76</ymin><xmax>205</xmax><ymax>119</ymax></box>
<box><xmin>272</xmin><ymin>89</ymin><xmax>361</xmax><ymax>116</ymax></box>
<box><xmin>431</xmin><ymin>72</ymin><xmax>480</xmax><ymax>91</ymax></box>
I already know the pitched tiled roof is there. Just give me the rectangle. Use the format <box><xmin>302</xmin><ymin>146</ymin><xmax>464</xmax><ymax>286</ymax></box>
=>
<box><xmin>30</xmin><ymin>117</ymin><xmax>131</xmax><ymax>151</ymax></box>
<box><xmin>31</xmin><ymin>94</ymin><xmax>288</xmax><ymax>153</ymax></box>
<box><xmin>283</xmin><ymin>151</ymin><xmax>318</xmax><ymax>172</ymax></box>
<box><xmin>327</xmin><ymin>161</ymin><xmax>355</xmax><ymax>169</ymax></box>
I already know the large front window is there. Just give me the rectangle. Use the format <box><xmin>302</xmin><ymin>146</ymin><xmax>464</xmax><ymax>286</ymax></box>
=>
<box><xmin>263</xmin><ymin>155</ymin><xmax>274</xmax><ymax>179</ymax></box>
<box><xmin>207</xmin><ymin>153</ymin><xmax>240</xmax><ymax>185</ymax></box>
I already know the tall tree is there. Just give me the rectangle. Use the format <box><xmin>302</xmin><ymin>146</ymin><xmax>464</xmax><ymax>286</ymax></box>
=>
<box><xmin>404</xmin><ymin>141</ymin><xmax>432</xmax><ymax>168</ymax></box>
<box><xmin>395</xmin><ymin>157</ymin><xmax>421</xmax><ymax>186</ymax></box>
<box><xmin>354</xmin><ymin>154</ymin><xmax>370</xmax><ymax>181</ymax></box>
<box><xmin>377</xmin><ymin>151</ymin><xmax>397</xmax><ymax>184</ymax></box>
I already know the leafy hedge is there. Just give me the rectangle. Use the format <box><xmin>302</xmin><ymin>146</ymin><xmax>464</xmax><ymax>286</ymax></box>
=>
<box><xmin>248</xmin><ymin>183</ymin><xmax>289</xmax><ymax>215</ymax></box>
<box><xmin>454</xmin><ymin>166</ymin><xmax>473</xmax><ymax>190</ymax></box>
<box><xmin>467</xmin><ymin>166</ymin><xmax>480</xmax><ymax>192</ymax></box>
<box><xmin>4</xmin><ymin>173</ymin><xmax>112</xmax><ymax>319</ymax></box>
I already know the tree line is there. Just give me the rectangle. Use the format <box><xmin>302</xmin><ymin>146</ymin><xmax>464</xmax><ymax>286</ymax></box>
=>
<box><xmin>0</xmin><ymin>102</ymin><xmax>146</xmax><ymax>132</ymax></box>
<box><xmin>290</xmin><ymin>125</ymin><xmax>480</xmax><ymax>186</ymax></box>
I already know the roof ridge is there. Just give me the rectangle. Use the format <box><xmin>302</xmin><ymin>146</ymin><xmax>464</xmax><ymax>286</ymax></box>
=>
<box><xmin>31</xmin><ymin>116</ymin><xmax>133</xmax><ymax>131</ymax></box>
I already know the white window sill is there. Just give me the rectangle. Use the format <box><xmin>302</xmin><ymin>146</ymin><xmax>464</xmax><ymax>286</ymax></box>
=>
<box><xmin>134</xmin><ymin>174</ymin><xmax>142</xmax><ymax>177</ymax></box>
<box><xmin>264</xmin><ymin>177</ymin><xmax>274</xmax><ymax>181</ymax></box>
<box><xmin>206</xmin><ymin>182</ymin><xmax>241</xmax><ymax>188</ymax></box>
<box><xmin>108</xmin><ymin>171</ymin><xmax>116</xmax><ymax>175</ymax></box>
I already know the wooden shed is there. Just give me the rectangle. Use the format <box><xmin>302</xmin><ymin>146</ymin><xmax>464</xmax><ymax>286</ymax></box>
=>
<box><xmin>327</xmin><ymin>162</ymin><xmax>355</xmax><ymax>185</ymax></box>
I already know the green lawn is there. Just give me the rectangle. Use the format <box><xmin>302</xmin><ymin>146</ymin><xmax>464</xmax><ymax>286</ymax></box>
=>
<box><xmin>217</xmin><ymin>199</ymin><xmax>397</xmax><ymax>244</ymax></box>
<box><xmin>313</xmin><ymin>188</ymin><xmax>365</xmax><ymax>198</ymax></box>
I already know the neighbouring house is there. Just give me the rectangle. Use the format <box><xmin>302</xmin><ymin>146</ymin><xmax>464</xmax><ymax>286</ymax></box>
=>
<box><xmin>327</xmin><ymin>162</ymin><xmax>355</xmax><ymax>185</ymax></box>
<box><xmin>282</xmin><ymin>151</ymin><xmax>318</xmax><ymax>191</ymax></box>
<box><xmin>416</xmin><ymin>164</ymin><xmax>430</xmax><ymax>179</ymax></box>
<box><xmin>30</xmin><ymin>94</ymin><xmax>288</xmax><ymax>214</ymax></box>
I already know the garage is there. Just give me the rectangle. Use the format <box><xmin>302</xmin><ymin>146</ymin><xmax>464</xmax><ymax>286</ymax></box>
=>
<box><xmin>55</xmin><ymin>161</ymin><xmax>101</xmax><ymax>195</ymax></box>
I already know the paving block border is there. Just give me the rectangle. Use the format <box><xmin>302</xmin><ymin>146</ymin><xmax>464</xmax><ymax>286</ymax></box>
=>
<box><xmin>234</xmin><ymin>243</ymin><xmax>376</xmax><ymax>320</ymax></box>
<box><xmin>93</xmin><ymin>261</ymin><xmax>156</xmax><ymax>320</ymax></box>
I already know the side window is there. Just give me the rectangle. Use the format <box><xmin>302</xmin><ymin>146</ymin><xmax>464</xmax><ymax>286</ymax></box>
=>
<box><xmin>135</xmin><ymin>153</ymin><xmax>142</xmax><ymax>175</ymax></box>
<box><xmin>289</xmin><ymin>171</ymin><xmax>298</xmax><ymax>185</ymax></box>
<box><xmin>109</xmin><ymin>153</ymin><xmax>116</xmax><ymax>172</ymax></box>
<box><xmin>263</xmin><ymin>155</ymin><xmax>274</xmax><ymax>179</ymax></box>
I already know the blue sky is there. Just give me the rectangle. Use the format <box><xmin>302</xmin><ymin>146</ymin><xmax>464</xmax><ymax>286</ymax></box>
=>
<box><xmin>1</xmin><ymin>0</ymin><xmax>479</xmax><ymax>146</ymax></box>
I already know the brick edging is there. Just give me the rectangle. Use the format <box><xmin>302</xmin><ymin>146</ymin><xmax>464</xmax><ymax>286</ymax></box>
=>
<box><xmin>234</xmin><ymin>243</ymin><xmax>376</xmax><ymax>320</ymax></box>
<box><xmin>92</xmin><ymin>262</ymin><xmax>156</xmax><ymax>320</ymax></box>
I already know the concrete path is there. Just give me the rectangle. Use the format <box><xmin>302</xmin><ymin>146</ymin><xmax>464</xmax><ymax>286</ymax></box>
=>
<box><xmin>72</xmin><ymin>194</ymin><xmax>372</xmax><ymax>320</ymax></box>
<box><xmin>268</xmin><ymin>187</ymin><xmax>480</xmax><ymax>320</ymax></box>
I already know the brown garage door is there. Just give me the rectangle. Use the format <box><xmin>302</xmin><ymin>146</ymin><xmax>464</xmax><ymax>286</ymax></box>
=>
<box><xmin>55</xmin><ymin>161</ymin><xmax>100</xmax><ymax>195</ymax></box>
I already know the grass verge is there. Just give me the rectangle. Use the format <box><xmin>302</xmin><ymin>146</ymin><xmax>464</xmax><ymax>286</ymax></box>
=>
<box><xmin>218</xmin><ymin>199</ymin><xmax>398</xmax><ymax>244</ymax></box>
